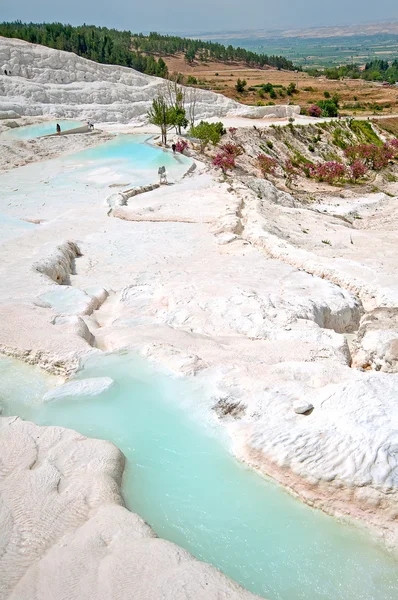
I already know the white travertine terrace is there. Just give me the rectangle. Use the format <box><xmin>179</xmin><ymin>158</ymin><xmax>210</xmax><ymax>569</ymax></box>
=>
<box><xmin>0</xmin><ymin>36</ymin><xmax>299</xmax><ymax>123</ymax></box>
<box><xmin>0</xmin><ymin>417</ymin><xmax>259</xmax><ymax>600</ymax></box>
<box><xmin>0</xmin><ymin>37</ymin><xmax>398</xmax><ymax>599</ymax></box>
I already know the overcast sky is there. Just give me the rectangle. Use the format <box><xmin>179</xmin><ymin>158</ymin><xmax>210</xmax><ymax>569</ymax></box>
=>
<box><xmin>1</xmin><ymin>0</ymin><xmax>397</xmax><ymax>34</ymax></box>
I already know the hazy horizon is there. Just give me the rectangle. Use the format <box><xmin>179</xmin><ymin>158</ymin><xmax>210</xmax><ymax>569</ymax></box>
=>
<box><xmin>0</xmin><ymin>1</ymin><xmax>397</xmax><ymax>35</ymax></box>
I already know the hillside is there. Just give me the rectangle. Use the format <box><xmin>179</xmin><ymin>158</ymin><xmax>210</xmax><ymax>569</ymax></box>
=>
<box><xmin>0</xmin><ymin>22</ymin><xmax>295</xmax><ymax>75</ymax></box>
<box><xmin>0</xmin><ymin>37</ymin><xmax>296</xmax><ymax>123</ymax></box>
<box><xmin>161</xmin><ymin>55</ymin><xmax>398</xmax><ymax>116</ymax></box>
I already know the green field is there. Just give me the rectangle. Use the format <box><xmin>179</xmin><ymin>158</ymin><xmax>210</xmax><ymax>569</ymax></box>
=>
<box><xmin>204</xmin><ymin>34</ymin><xmax>398</xmax><ymax>68</ymax></box>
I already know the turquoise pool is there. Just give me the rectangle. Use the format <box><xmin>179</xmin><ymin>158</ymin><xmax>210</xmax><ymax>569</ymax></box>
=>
<box><xmin>1</xmin><ymin>120</ymin><xmax>84</xmax><ymax>139</ymax></box>
<box><xmin>2</xmin><ymin>352</ymin><xmax>397</xmax><ymax>600</ymax></box>
<box><xmin>62</xmin><ymin>134</ymin><xmax>191</xmax><ymax>186</ymax></box>
<box><xmin>0</xmin><ymin>134</ymin><xmax>192</xmax><ymax>222</ymax></box>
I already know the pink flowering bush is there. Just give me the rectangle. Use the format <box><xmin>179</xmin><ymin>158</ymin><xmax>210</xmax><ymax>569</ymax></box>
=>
<box><xmin>344</xmin><ymin>143</ymin><xmax>393</xmax><ymax>171</ymax></box>
<box><xmin>228</xmin><ymin>127</ymin><xmax>238</xmax><ymax>137</ymax></box>
<box><xmin>284</xmin><ymin>159</ymin><xmax>298</xmax><ymax>176</ymax></box>
<box><xmin>175</xmin><ymin>139</ymin><xmax>188</xmax><ymax>153</ymax></box>
<box><xmin>349</xmin><ymin>160</ymin><xmax>369</xmax><ymax>182</ymax></box>
<box><xmin>388</xmin><ymin>138</ymin><xmax>398</xmax><ymax>158</ymax></box>
<box><xmin>213</xmin><ymin>152</ymin><xmax>235</xmax><ymax>172</ymax></box>
<box><xmin>213</xmin><ymin>142</ymin><xmax>244</xmax><ymax>172</ymax></box>
<box><xmin>309</xmin><ymin>105</ymin><xmax>322</xmax><ymax>118</ymax></box>
<box><xmin>304</xmin><ymin>161</ymin><xmax>346</xmax><ymax>183</ymax></box>
<box><xmin>257</xmin><ymin>154</ymin><xmax>278</xmax><ymax>176</ymax></box>
<box><xmin>315</xmin><ymin>161</ymin><xmax>346</xmax><ymax>183</ymax></box>
<box><xmin>220</xmin><ymin>143</ymin><xmax>244</xmax><ymax>158</ymax></box>
<box><xmin>303</xmin><ymin>163</ymin><xmax>317</xmax><ymax>178</ymax></box>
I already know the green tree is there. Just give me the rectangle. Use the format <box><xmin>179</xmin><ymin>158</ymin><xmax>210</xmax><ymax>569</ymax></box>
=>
<box><xmin>147</xmin><ymin>95</ymin><xmax>175</xmax><ymax>145</ymax></box>
<box><xmin>170</xmin><ymin>106</ymin><xmax>188</xmax><ymax>134</ymax></box>
<box><xmin>185</xmin><ymin>47</ymin><xmax>196</xmax><ymax>63</ymax></box>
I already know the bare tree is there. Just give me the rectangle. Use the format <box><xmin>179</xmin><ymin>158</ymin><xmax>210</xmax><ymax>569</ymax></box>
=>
<box><xmin>186</xmin><ymin>86</ymin><xmax>198</xmax><ymax>130</ymax></box>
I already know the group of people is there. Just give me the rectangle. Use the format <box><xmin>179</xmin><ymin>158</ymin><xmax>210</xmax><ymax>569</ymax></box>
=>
<box><xmin>3</xmin><ymin>69</ymin><xmax>11</xmax><ymax>75</ymax></box>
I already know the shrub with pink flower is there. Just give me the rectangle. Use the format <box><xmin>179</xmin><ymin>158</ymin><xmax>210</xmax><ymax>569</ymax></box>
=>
<box><xmin>284</xmin><ymin>159</ymin><xmax>298</xmax><ymax>176</ymax></box>
<box><xmin>213</xmin><ymin>152</ymin><xmax>235</xmax><ymax>172</ymax></box>
<box><xmin>304</xmin><ymin>161</ymin><xmax>346</xmax><ymax>183</ymax></box>
<box><xmin>175</xmin><ymin>139</ymin><xmax>188</xmax><ymax>153</ymax></box>
<box><xmin>387</xmin><ymin>138</ymin><xmax>398</xmax><ymax>158</ymax></box>
<box><xmin>303</xmin><ymin>163</ymin><xmax>317</xmax><ymax>178</ymax></box>
<box><xmin>228</xmin><ymin>127</ymin><xmax>238</xmax><ymax>137</ymax></box>
<box><xmin>344</xmin><ymin>143</ymin><xmax>393</xmax><ymax>171</ymax></box>
<box><xmin>257</xmin><ymin>154</ymin><xmax>278</xmax><ymax>176</ymax></box>
<box><xmin>349</xmin><ymin>160</ymin><xmax>368</xmax><ymax>182</ymax></box>
<box><xmin>220</xmin><ymin>143</ymin><xmax>244</xmax><ymax>158</ymax></box>
<box><xmin>309</xmin><ymin>105</ymin><xmax>322</xmax><ymax>118</ymax></box>
<box><xmin>315</xmin><ymin>161</ymin><xmax>346</xmax><ymax>183</ymax></box>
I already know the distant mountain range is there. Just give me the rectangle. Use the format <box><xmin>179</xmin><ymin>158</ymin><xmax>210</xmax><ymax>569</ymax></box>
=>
<box><xmin>186</xmin><ymin>20</ymin><xmax>398</xmax><ymax>40</ymax></box>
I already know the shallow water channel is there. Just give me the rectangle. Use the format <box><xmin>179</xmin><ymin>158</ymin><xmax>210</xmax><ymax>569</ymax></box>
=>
<box><xmin>2</xmin><ymin>352</ymin><xmax>398</xmax><ymax>600</ymax></box>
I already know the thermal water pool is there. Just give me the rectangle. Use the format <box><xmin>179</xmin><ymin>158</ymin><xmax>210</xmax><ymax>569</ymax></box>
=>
<box><xmin>0</xmin><ymin>119</ymin><xmax>84</xmax><ymax>139</ymax></box>
<box><xmin>0</xmin><ymin>134</ymin><xmax>192</xmax><ymax>223</ymax></box>
<box><xmin>2</xmin><ymin>352</ymin><xmax>398</xmax><ymax>600</ymax></box>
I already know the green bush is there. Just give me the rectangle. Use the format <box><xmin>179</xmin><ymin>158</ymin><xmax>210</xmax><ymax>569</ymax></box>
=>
<box><xmin>316</xmin><ymin>100</ymin><xmax>339</xmax><ymax>117</ymax></box>
<box><xmin>324</xmin><ymin>91</ymin><xmax>331</xmax><ymax>98</ymax></box>
<box><xmin>235</xmin><ymin>78</ymin><xmax>247</xmax><ymax>93</ymax></box>
<box><xmin>187</xmin><ymin>75</ymin><xmax>198</xmax><ymax>84</ymax></box>
<box><xmin>189</xmin><ymin>121</ymin><xmax>226</xmax><ymax>146</ymax></box>
<box><xmin>263</xmin><ymin>83</ymin><xmax>274</xmax><ymax>93</ymax></box>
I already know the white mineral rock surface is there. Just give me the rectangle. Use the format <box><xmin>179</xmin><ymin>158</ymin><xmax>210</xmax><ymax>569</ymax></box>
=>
<box><xmin>0</xmin><ymin>37</ymin><xmax>398</xmax><ymax>598</ymax></box>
